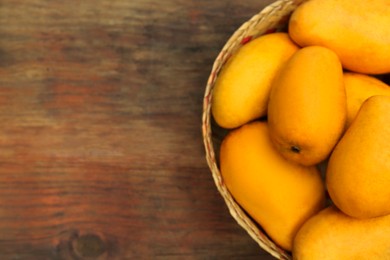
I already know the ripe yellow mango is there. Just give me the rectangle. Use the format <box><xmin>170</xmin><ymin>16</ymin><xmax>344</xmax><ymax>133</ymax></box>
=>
<box><xmin>212</xmin><ymin>33</ymin><xmax>298</xmax><ymax>129</ymax></box>
<box><xmin>268</xmin><ymin>46</ymin><xmax>346</xmax><ymax>166</ymax></box>
<box><xmin>344</xmin><ymin>72</ymin><xmax>390</xmax><ymax>128</ymax></box>
<box><xmin>327</xmin><ymin>95</ymin><xmax>390</xmax><ymax>219</ymax></box>
<box><xmin>293</xmin><ymin>206</ymin><xmax>390</xmax><ymax>260</ymax></box>
<box><xmin>289</xmin><ymin>0</ymin><xmax>390</xmax><ymax>74</ymax></box>
<box><xmin>220</xmin><ymin>121</ymin><xmax>325</xmax><ymax>250</ymax></box>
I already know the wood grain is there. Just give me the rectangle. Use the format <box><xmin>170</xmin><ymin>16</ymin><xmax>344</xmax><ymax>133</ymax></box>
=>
<box><xmin>0</xmin><ymin>0</ymin><xmax>276</xmax><ymax>259</ymax></box>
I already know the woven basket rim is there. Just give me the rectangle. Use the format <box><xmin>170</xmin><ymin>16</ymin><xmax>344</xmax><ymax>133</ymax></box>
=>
<box><xmin>202</xmin><ymin>1</ymin><xmax>303</xmax><ymax>259</ymax></box>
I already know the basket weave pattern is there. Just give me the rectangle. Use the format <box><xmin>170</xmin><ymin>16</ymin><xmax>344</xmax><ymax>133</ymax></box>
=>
<box><xmin>202</xmin><ymin>1</ymin><xmax>304</xmax><ymax>259</ymax></box>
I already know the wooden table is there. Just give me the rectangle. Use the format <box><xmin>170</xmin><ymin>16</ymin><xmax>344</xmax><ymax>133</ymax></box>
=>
<box><xmin>0</xmin><ymin>1</ymin><xmax>276</xmax><ymax>259</ymax></box>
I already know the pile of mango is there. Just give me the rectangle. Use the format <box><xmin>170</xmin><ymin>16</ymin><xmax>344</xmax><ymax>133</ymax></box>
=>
<box><xmin>211</xmin><ymin>0</ymin><xmax>390</xmax><ymax>258</ymax></box>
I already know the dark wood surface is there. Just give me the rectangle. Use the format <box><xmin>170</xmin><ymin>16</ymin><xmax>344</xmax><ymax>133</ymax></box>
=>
<box><xmin>0</xmin><ymin>1</ymin><xmax>276</xmax><ymax>259</ymax></box>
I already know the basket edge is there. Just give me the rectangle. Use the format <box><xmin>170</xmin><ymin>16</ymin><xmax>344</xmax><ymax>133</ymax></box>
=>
<box><xmin>201</xmin><ymin>0</ymin><xmax>302</xmax><ymax>259</ymax></box>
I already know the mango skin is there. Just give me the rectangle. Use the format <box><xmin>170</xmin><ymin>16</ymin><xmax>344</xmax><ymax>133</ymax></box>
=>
<box><xmin>268</xmin><ymin>46</ymin><xmax>346</xmax><ymax>166</ymax></box>
<box><xmin>326</xmin><ymin>95</ymin><xmax>390</xmax><ymax>219</ymax></box>
<box><xmin>220</xmin><ymin>121</ymin><xmax>325</xmax><ymax>250</ymax></box>
<box><xmin>344</xmin><ymin>72</ymin><xmax>390</xmax><ymax>128</ymax></box>
<box><xmin>289</xmin><ymin>0</ymin><xmax>390</xmax><ymax>74</ymax></box>
<box><xmin>293</xmin><ymin>206</ymin><xmax>390</xmax><ymax>260</ymax></box>
<box><xmin>212</xmin><ymin>33</ymin><xmax>299</xmax><ymax>129</ymax></box>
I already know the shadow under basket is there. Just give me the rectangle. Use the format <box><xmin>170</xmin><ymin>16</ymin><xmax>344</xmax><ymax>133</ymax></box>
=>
<box><xmin>202</xmin><ymin>1</ymin><xmax>305</xmax><ymax>259</ymax></box>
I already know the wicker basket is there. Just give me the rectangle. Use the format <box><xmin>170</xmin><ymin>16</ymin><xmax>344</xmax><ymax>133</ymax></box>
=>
<box><xmin>202</xmin><ymin>0</ymin><xmax>306</xmax><ymax>259</ymax></box>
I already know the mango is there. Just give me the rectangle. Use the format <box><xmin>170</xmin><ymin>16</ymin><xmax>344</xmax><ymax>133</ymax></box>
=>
<box><xmin>293</xmin><ymin>206</ymin><xmax>390</xmax><ymax>260</ymax></box>
<box><xmin>326</xmin><ymin>95</ymin><xmax>390</xmax><ymax>219</ymax></box>
<box><xmin>289</xmin><ymin>0</ymin><xmax>390</xmax><ymax>74</ymax></box>
<box><xmin>220</xmin><ymin>121</ymin><xmax>325</xmax><ymax>250</ymax></box>
<box><xmin>344</xmin><ymin>72</ymin><xmax>390</xmax><ymax>128</ymax></box>
<box><xmin>268</xmin><ymin>46</ymin><xmax>346</xmax><ymax>166</ymax></box>
<box><xmin>212</xmin><ymin>33</ymin><xmax>299</xmax><ymax>129</ymax></box>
